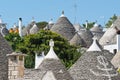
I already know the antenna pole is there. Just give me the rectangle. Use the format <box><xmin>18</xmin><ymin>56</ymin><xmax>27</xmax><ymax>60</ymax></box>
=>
<box><xmin>74</xmin><ymin>0</ymin><xmax>77</xmax><ymax>24</ymax></box>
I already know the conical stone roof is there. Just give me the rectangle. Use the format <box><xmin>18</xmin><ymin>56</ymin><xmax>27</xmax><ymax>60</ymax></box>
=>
<box><xmin>99</xmin><ymin>27</ymin><xmax>116</xmax><ymax>45</ymax></box>
<box><xmin>22</xmin><ymin>21</ymin><xmax>35</xmax><ymax>36</ymax></box>
<box><xmin>69</xmin><ymin>39</ymin><xmax>118</xmax><ymax>80</ymax></box>
<box><xmin>44</xmin><ymin>19</ymin><xmax>54</xmax><ymax>30</ymax></box>
<box><xmin>38</xmin><ymin>59</ymin><xmax>73</xmax><ymax>80</ymax></box>
<box><xmin>69</xmin><ymin>51</ymin><xmax>120</xmax><ymax>80</ymax></box>
<box><xmin>93</xmin><ymin>32</ymin><xmax>104</xmax><ymax>41</ymax></box>
<box><xmin>23</xmin><ymin>69</ymin><xmax>46</xmax><ymax>80</ymax></box>
<box><xmin>24</xmin><ymin>69</ymin><xmax>69</xmax><ymax>80</ymax></box>
<box><xmin>23</xmin><ymin>39</ymin><xmax>73</xmax><ymax>80</ymax></box>
<box><xmin>87</xmin><ymin>38</ymin><xmax>114</xmax><ymax>60</ymax></box>
<box><xmin>73</xmin><ymin>23</ymin><xmax>84</xmax><ymax>31</ymax></box>
<box><xmin>69</xmin><ymin>32</ymin><xmax>86</xmax><ymax>47</ymax></box>
<box><xmin>111</xmin><ymin>51</ymin><xmax>120</xmax><ymax>68</ymax></box>
<box><xmin>37</xmin><ymin>39</ymin><xmax>73</xmax><ymax>80</ymax></box>
<box><xmin>0</xmin><ymin>33</ymin><xmax>13</xmax><ymax>80</ymax></box>
<box><xmin>1</xmin><ymin>27</ymin><xmax>9</xmax><ymax>37</ymax></box>
<box><xmin>78</xmin><ymin>29</ymin><xmax>93</xmax><ymax>47</ymax></box>
<box><xmin>90</xmin><ymin>23</ymin><xmax>103</xmax><ymax>33</ymax></box>
<box><xmin>30</xmin><ymin>24</ymin><xmax>39</xmax><ymax>34</ymax></box>
<box><xmin>99</xmin><ymin>16</ymin><xmax>120</xmax><ymax>45</ymax></box>
<box><xmin>50</xmin><ymin>12</ymin><xmax>75</xmax><ymax>41</ymax></box>
<box><xmin>90</xmin><ymin>24</ymin><xmax>104</xmax><ymax>40</ymax></box>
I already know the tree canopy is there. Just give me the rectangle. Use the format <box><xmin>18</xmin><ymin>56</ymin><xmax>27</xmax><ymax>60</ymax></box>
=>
<box><xmin>5</xmin><ymin>30</ymin><xmax>81</xmax><ymax>69</ymax></box>
<box><xmin>82</xmin><ymin>21</ymin><xmax>95</xmax><ymax>29</ymax></box>
<box><xmin>36</xmin><ymin>21</ymin><xmax>48</xmax><ymax>29</ymax></box>
<box><xmin>105</xmin><ymin>14</ymin><xmax>117</xmax><ymax>28</ymax></box>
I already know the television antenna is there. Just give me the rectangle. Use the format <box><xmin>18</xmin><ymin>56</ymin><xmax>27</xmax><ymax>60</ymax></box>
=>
<box><xmin>74</xmin><ymin>0</ymin><xmax>77</xmax><ymax>24</ymax></box>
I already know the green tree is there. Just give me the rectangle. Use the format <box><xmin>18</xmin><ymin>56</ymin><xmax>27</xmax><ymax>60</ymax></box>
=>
<box><xmin>5</xmin><ymin>30</ymin><xmax>80</xmax><ymax>69</ymax></box>
<box><xmin>82</xmin><ymin>21</ymin><xmax>95</xmax><ymax>29</ymax></box>
<box><xmin>36</xmin><ymin>21</ymin><xmax>48</xmax><ymax>29</ymax></box>
<box><xmin>105</xmin><ymin>14</ymin><xmax>117</xmax><ymax>28</ymax></box>
<box><xmin>5</xmin><ymin>33</ymin><xmax>23</xmax><ymax>51</ymax></box>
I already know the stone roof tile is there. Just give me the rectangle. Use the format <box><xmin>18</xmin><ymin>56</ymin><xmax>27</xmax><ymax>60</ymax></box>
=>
<box><xmin>51</xmin><ymin>13</ymin><xmax>75</xmax><ymax>41</ymax></box>
<box><xmin>0</xmin><ymin>33</ymin><xmax>13</xmax><ymax>80</ymax></box>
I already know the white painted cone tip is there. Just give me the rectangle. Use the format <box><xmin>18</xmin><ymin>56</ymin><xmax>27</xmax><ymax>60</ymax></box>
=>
<box><xmin>45</xmin><ymin>39</ymin><xmax>59</xmax><ymax>60</ymax></box>
<box><xmin>60</xmin><ymin>11</ymin><xmax>65</xmax><ymax>17</ymax></box>
<box><xmin>87</xmin><ymin>38</ymin><xmax>101</xmax><ymax>51</ymax></box>
<box><xmin>94</xmin><ymin>23</ymin><xmax>99</xmax><ymax>27</ymax></box>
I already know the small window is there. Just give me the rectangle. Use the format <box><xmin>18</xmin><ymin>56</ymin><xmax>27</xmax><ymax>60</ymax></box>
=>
<box><xmin>113</xmin><ymin>49</ymin><xmax>117</xmax><ymax>54</ymax></box>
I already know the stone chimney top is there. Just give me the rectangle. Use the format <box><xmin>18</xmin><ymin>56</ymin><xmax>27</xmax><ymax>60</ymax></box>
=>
<box><xmin>7</xmin><ymin>52</ymin><xmax>26</xmax><ymax>56</ymax></box>
<box><xmin>19</xmin><ymin>18</ymin><xmax>22</xmax><ymax>21</ymax></box>
<box><xmin>7</xmin><ymin>52</ymin><xmax>26</xmax><ymax>80</ymax></box>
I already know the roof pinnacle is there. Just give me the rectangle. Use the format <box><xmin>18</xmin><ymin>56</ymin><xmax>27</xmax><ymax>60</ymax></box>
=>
<box><xmin>60</xmin><ymin>10</ymin><xmax>65</xmax><ymax>17</ymax></box>
<box><xmin>87</xmin><ymin>37</ymin><xmax>101</xmax><ymax>51</ymax></box>
<box><xmin>45</xmin><ymin>39</ymin><xmax>59</xmax><ymax>60</ymax></box>
<box><xmin>62</xmin><ymin>10</ymin><xmax>64</xmax><ymax>15</ymax></box>
<box><xmin>49</xmin><ymin>39</ymin><xmax>54</xmax><ymax>47</ymax></box>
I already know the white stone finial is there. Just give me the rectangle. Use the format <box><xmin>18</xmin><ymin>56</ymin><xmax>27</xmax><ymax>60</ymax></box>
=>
<box><xmin>93</xmin><ymin>20</ymin><xmax>99</xmax><ymax>27</ymax></box>
<box><xmin>60</xmin><ymin>10</ymin><xmax>65</xmax><ymax>17</ymax></box>
<box><xmin>92</xmin><ymin>37</ymin><xmax>98</xmax><ymax>41</ymax></box>
<box><xmin>32</xmin><ymin>17</ymin><xmax>35</xmax><ymax>22</ymax></box>
<box><xmin>49</xmin><ymin>19</ymin><xmax>54</xmax><ymax>24</ymax></box>
<box><xmin>41</xmin><ymin>51</ymin><xmax>45</xmax><ymax>57</ymax></box>
<box><xmin>49</xmin><ymin>39</ymin><xmax>54</xmax><ymax>47</ymax></box>
<box><xmin>87</xmin><ymin>37</ymin><xmax>101</xmax><ymax>51</ymax></box>
<box><xmin>94</xmin><ymin>23</ymin><xmax>99</xmax><ymax>27</ymax></box>
<box><xmin>45</xmin><ymin>39</ymin><xmax>59</xmax><ymax>60</ymax></box>
<box><xmin>33</xmin><ymin>23</ymin><xmax>37</xmax><ymax>28</ymax></box>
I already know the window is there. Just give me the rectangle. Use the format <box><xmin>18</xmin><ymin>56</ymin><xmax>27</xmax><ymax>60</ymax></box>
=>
<box><xmin>113</xmin><ymin>49</ymin><xmax>117</xmax><ymax>54</ymax></box>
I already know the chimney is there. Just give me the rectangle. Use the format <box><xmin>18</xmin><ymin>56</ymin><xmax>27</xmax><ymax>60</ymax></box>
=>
<box><xmin>85</xmin><ymin>20</ymin><xmax>88</xmax><ymax>29</ymax></box>
<box><xmin>7</xmin><ymin>52</ymin><xmax>26</xmax><ymax>80</ymax></box>
<box><xmin>19</xmin><ymin>18</ymin><xmax>22</xmax><ymax>37</ymax></box>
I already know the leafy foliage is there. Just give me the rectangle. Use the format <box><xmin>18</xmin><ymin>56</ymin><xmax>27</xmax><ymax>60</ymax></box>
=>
<box><xmin>36</xmin><ymin>21</ymin><xmax>48</xmax><ymax>29</ymax></box>
<box><xmin>82</xmin><ymin>21</ymin><xmax>95</xmax><ymax>29</ymax></box>
<box><xmin>5</xmin><ymin>30</ymin><xmax>81</xmax><ymax>69</ymax></box>
<box><xmin>105</xmin><ymin>14</ymin><xmax>117</xmax><ymax>28</ymax></box>
<box><xmin>5</xmin><ymin>33</ymin><xmax>24</xmax><ymax>51</ymax></box>
<box><xmin>117</xmin><ymin>68</ymin><xmax>120</xmax><ymax>74</ymax></box>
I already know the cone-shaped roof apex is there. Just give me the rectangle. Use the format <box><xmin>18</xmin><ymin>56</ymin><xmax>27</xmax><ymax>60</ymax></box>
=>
<box><xmin>45</xmin><ymin>39</ymin><xmax>59</xmax><ymax>60</ymax></box>
<box><xmin>60</xmin><ymin>10</ymin><xmax>65</xmax><ymax>17</ymax></box>
<box><xmin>87</xmin><ymin>37</ymin><xmax>101</xmax><ymax>51</ymax></box>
